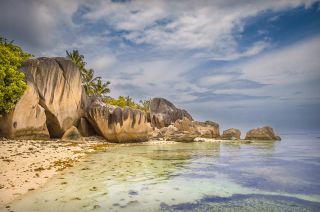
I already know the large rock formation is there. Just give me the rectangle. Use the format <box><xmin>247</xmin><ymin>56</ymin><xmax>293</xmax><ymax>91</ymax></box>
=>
<box><xmin>159</xmin><ymin>117</ymin><xmax>220</xmax><ymax>142</ymax></box>
<box><xmin>245</xmin><ymin>126</ymin><xmax>281</xmax><ymax>141</ymax></box>
<box><xmin>149</xmin><ymin>98</ymin><xmax>193</xmax><ymax>129</ymax></box>
<box><xmin>20</xmin><ymin>57</ymin><xmax>82</xmax><ymax>137</ymax></box>
<box><xmin>0</xmin><ymin>83</ymin><xmax>49</xmax><ymax>139</ymax></box>
<box><xmin>221</xmin><ymin>128</ymin><xmax>241</xmax><ymax>140</ymax></box>
<box><xmin>194</xmin><ymin>121</ymin><xmax>220</xmax><ymax>138</ymax></box>
<box><xmin>85</xmin><ymin>98</ymin><xmax>152</xmax><ymax>143</ymax></box>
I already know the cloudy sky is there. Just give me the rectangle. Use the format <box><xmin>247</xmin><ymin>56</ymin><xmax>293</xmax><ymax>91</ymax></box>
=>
<box><xmin>1</xmin><ymin>0</ymin><xmax>320</xmax><ymax>133</ymax></box>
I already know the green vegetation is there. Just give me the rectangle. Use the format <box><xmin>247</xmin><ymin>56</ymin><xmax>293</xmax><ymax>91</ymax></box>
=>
<box><xmin>66</xmin><ymin>50</ymin><xmax>110</xmax><ymax>99</ymax></box>
<box><xmin>106</xmin><ymin>96</ymin><xmax>151</xmax><ymax>113</ymax></box>
<box><xmin>67</xmin><ymin>49</ymin><xmax>151</xmax><ymax>113</ymax></box>
<box><xmin>0</xmin><ymin>37</ymin><xmax>32</xmax><ymax>114</ymax></box>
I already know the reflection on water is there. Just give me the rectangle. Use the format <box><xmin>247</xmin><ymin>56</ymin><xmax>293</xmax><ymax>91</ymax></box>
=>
<box><xmin>6</xmin><ymin>135</ymin><xmax>320</xmax><ymax>211</ymax></box>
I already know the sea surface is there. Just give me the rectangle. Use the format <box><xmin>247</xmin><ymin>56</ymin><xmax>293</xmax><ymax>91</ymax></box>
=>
<box><xmin>7</xmin><ymin>134</ymin><xmax>320</xmax><ymax>211</ymax></box>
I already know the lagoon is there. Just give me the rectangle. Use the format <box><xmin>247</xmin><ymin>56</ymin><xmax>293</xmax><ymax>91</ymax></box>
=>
<box><xmin>8</xmin><ymin>134</ymin><xmax>320</xmax><ymax>211</ymax></box>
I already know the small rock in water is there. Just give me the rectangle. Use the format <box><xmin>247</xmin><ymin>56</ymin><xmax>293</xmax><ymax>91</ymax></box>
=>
<box><xmin>128</xmin><ymin>190</ymin><xmax>139</xmax><ymax>195</ymax></box>
<box><xmin>93</xmin><ymin>205</ymin><xmax>101</xmax><ymax>209</ymax></box>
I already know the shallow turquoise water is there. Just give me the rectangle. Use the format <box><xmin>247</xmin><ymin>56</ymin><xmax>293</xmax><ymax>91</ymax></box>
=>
<box><xmin>7</xmin><ymin>134</ymin><xmax>320</xmax><ymax>211</ymax></box>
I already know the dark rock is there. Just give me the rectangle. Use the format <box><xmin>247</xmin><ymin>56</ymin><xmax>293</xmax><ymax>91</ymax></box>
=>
<box><xmin>62</xmin><ymin>126</ymin><xmax>82</xmax><ymax>141</ymax></box>
<box><xmin>149</xmin><ymin>98</ymin><xmax>193</xmax><ymax>128</ymax></box>
<box><xmin>77</xmin><ymin>118</ymin><xmax>96</xmax><ymax>137</ymax></box>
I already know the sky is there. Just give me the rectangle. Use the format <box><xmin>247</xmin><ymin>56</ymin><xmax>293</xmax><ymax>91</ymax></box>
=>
<box><xmin>1</xmin><ymin>0</ymin><xmax>320</xmax><ymax>133</ymax></box>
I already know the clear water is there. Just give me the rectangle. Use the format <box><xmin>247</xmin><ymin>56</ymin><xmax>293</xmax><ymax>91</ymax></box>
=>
<box><xmin>6</xmin><ymin>134</ymin><xmax>320</xmax><ymax>211</ymax></box>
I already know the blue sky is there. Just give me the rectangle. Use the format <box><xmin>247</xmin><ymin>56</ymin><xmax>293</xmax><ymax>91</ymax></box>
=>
<box><xmin>1</xmin><ymin>0</ymin><xmax>320</xmax><ymax>133</ymax></box>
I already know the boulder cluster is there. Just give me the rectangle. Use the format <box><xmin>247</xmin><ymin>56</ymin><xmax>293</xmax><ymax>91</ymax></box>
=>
<box><xmin>0</xmin><ymin>57</ymin><xmax>281</xmax><ymax>143</ymax></box>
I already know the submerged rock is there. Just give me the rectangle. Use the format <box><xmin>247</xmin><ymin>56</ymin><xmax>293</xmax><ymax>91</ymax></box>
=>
<box><xmin>62</xmin><ymin>126</ymin><xmax>82</xmax><ymax>141</ymax></box>
<box><xmin>20</xmin><ymin>57</ymin><xmax>82</xmax><ymax>138</ymax></box>
<box><xmin>149</xmin><ymin>98</ymin><xmax>193</xmax><ymax>128</ymax></box>
<box><xmin>221</xmin><ymin>128</ymin><xmax>241</xmax><ymax>140</ymax></box>
<box><xmin>0</xmin><ymin>83</ymin><xmax>49</xmax><ymax>139</ymax></box>
<box><xmin>245</xmin><ymin>126</ymin><xmax>281</xmax><ymax>141</ymax></box>
<box><xmin>86</xmin><ymin>102</ymin><xmax>152</xmax><ymax>143</ymax></box>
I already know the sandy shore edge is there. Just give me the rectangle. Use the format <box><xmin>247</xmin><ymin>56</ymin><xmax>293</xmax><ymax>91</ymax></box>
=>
<box><xmin>0</xmin><ymin>137</ymin><xmax>116</xmax><ymax>206</ymax></box>
<box><xmin>0</xmin><ymin>137</ymin><xmax>251</xmax><ymax>207</ymax></box>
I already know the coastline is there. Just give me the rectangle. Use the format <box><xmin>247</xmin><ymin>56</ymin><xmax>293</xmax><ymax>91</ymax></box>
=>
<box><xmin>0</xmin><ymin>137</ymin><xmax>113</xmax><ymax>206</ymax></box>
<box><xmin>0</xmin><ymin>137</ymin><xmax>255</xmax><ymax>207</ymax></box>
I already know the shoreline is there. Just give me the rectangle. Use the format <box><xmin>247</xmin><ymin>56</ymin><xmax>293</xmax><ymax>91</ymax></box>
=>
<box><xmin>0</xmin><ymin>137</ymin><xmax>257</xmax><ymax>207</ymax></box>
<box><xmin>0</xmin><ymin>137</ymin><xmax>114</xmax><ymax>206</ymax></box>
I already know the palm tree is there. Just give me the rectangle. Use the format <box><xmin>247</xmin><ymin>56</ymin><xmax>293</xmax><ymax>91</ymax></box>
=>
<box><xmin>66</xmin><ymin>50</ymin><xmax>86</xmax><ymax>73</ymax></box>
<box><xmin>66</xmin><ymin>50</ymin><xmax>111</xmax><ymax>99</ymax></box>
<box><xmin>89</xmin><ymin>77</ymin><xmax>111</xmax><ymax>99</ymax></box>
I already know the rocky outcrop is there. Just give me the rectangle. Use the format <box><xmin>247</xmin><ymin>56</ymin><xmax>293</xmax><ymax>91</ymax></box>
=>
<box><xmin>158</xmin><ymin>117</ymin><xmax>220</xmax><ymax>142</ymax></box>
<box><xmin>149</xmin><ymin>98</ymin><xmax>193</xmax><ymax>129</ymax></box>
<box><xmin>62</xmin><ymin>126</ymin><xmax>82</xmax><ymax>141</ymax></box>
<box><xmin>0</xmin><ymin>83</ymin><xmax>49</xmax><ymax>139</ymax></box>
<box><xmin>221</xmin><ymin>128</ymin><xmax>241</xmax><ymax>140</ymax></box>
<box><xmin>245</xmin><ymin>126</ymin><xmax>281</xmax><ymax>141</ymax></box>
<box><xmin>194</xmin><ymin>121</ymin><xmax>220</xmax><ymax>138</ymax></box>
<box><xmin>86</xmin><ymin>99</ymin><xmax>152</xmax><ymax>143</ymax></box>
<box><xmin>20</xmin><ymin>57</ymin><xmax>82</xmax><ymax>138</ymax></box>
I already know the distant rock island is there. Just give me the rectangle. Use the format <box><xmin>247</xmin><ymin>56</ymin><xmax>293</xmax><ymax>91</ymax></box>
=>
<box><xmin>0</xmin><ymin>57</ymin><xmax>281</xmax><ymax>142</ymax></box>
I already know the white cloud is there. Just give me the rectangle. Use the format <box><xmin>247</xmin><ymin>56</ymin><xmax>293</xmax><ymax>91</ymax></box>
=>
<box><xmin>82</xmin><ymin>0</ymin><xmax>317</xmax><ymax>59</ymax></box>
<box><xmin>198</xmin><ymin>75</ymin><xmax>235</xmax><ymax>86</ymax></box>
<box><xmin>90</xmin><ymin>55</ymin><xmax>117</xmax><ymax>72</ymax></box>
<box><xmin>211</xmin><ymin>36</ymin><xmax>320</xmax><ymax>105</ymax></box>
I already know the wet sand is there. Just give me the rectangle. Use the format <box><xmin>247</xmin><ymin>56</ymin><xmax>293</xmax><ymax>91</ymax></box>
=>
<box><xmin>0</xmin><ymin>137</ymin><xmax>112</xmax><ymax>206</ymax></box>
<box><xmin>0</xmin><ymin>137</ymin><xmax>244</xmax><ymax>207</ymax></box>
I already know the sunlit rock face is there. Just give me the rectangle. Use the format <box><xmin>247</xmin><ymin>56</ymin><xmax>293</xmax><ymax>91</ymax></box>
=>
<box><xmin>0</xmin><ymin>83</ymin><xmax>49</xmax><ymax>139</ymax></box>
<box><xmin>245</xmin><ymin>126</ymin><xmax>281</xmax><ymax>141</ymax></box>
<box><xmin>20</xmin><ymin>57</ymin><xmax>82</xmax><ymax>138</ymax></box>
<box><xmin>86</xmin><ymin>100</ymin><xmax>152</xmax><ymax>143</ymax></box>
<box><xmin>149</xmin><ymin>97</ymin><xmax>193</xmax><ymax>129</ymax></box>
<box><xmin>194</xmin><ymin>121</ymin><xmax>220</xmax><ymax>139</ymax></box>
<box><xmin>158</xmin><ymin>117</ymin><xmax>220</xmax><ymax>142</ymax></box>
<box><xmin>221</xmin><ymin>128</ymin><xmax>241</xmax><ymax>140</ymax></box>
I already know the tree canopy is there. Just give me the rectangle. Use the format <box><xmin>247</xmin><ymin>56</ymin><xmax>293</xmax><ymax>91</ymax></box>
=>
<box><xmin>106</xmin><ymin>96</ymin><xmax>151</xmax><ymax>113</ymax></box>
<box><xmin>0</xmin><ymin>37</ymin><xmax>32</xmax><ymax>114</ymax></box>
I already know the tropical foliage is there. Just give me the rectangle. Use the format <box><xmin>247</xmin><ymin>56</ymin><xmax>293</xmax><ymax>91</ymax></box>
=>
<box><xmin>0</xmin><ymin>37</ymin><xmax>32</xmax><ymax>114</ymax></box>
<box><xmin>66</xmin><ymin>50</ymin><xmax>110</xmax><ymax>99</ymax></box>
<box><xmin>66</xmin><ymin>50</ymin><xmax>151</xmax><ymax>112</ymax></box>
<box><xmin>106</xmin><ymin>96</ymin><xmax>151</xmax><ymax>113</ymax></box>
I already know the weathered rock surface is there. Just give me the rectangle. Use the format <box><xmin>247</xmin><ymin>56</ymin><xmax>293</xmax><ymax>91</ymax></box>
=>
<box><xmin>20</xmin><ymin>57</ymin><xmax>82</xmax><ymax>138</ymax></box>
<box><xmin>0</xmin><ymin>83</ymin><xmax>49</xmax><ymax>139</ymax></box>
<box><xmin>159</xmin><ymin>117</ymin><xmax>220</xmax><ymax>142</ymax></box>
<box><xmin>245</xmin><ymin>126</ymin><xmax>281</xmax><ymax>141</ymax></box>
<box><xmin>221</xmin><ymin>128</ymin><xmax>241</xmax><ymax>140</ymax></box>
<box><xmin>194</xmin><ymin>121</ymin><xmax>220</xmax><ymax>138</ymax></box>
<box><xmin>149</xmin><ymin>98</ymin><xmax>193</xmax><ymax>129</ymax></box>
<box><xmin>77</xmin><ymin>118</ymin><xmax>96</xmax><ymax>137</ymax></box>
<box><xmin>86</xmin><ymin>101</ymin><xmax>152</xmax><ymax>143</ymax></box>
<box><xmin>62</xmin><ymin>126</ymin><xmax>82</xmax><ymax>141</ymax></box>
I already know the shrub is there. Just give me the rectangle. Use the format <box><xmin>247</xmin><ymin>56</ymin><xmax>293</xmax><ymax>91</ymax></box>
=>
<box><xmin>0</xmin><ymin>37</ymin><xmax>32</xmax><ymax>114</ymax></box>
